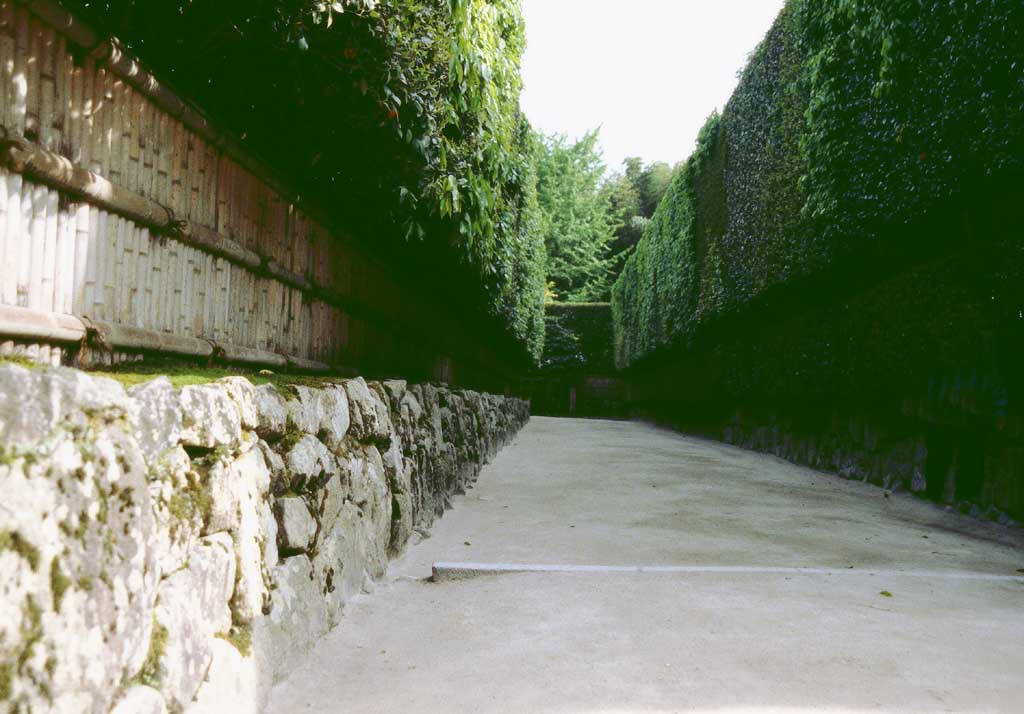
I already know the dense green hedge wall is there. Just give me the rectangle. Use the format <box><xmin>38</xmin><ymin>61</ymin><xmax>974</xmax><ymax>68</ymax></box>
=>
<box><xmin>612</xmin><ymin>0</ymin><xmax>1024</xmax><ymax>369</ymax></box>
<box><xmin>62</xmin><ymin>0</ymin><xmax>547</xmax><ymax>364</ymax></box>
<box><xmin>541</xmin><ymin>303</ymin><xmax>615</xmax><ymax>373</ymax></box>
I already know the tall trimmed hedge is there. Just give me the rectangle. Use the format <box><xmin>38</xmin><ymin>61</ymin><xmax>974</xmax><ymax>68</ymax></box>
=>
<box><xmin>541</xmin><ymin>303</ymin><xmax>615</xmax><ymax>373</ymax></box>
<box><xmin>612</xmin><ymin>0</ymin><xmax>1024</xmax><ymax>369</ymax></box>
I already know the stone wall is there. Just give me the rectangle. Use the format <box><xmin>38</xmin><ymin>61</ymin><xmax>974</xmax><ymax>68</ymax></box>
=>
<box><xmin>715</xmin><ymin>406</ymin><xmax>1021</xmax><ymax>526</ymax></box>
<box><xmin>0</xmin><ymin>364</ymin><xmax>529</xmax><ymax>713</ymax></box>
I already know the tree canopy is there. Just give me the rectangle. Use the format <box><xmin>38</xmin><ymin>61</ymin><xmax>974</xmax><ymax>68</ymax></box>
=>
<box><xmin>533</xmin><ymin>130</ymin><xmax>619</xmax><ymax>302</ymax></box>
<box><xmin>531</xmin><ymin>129</ymin><xmax>681</xmax><ymax>303</ymax></box>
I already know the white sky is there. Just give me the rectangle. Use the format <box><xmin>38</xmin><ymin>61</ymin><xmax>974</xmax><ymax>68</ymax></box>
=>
<box><xmin>521</xmin><ymin>0</ymin><xmax>788</xmax><ymax>171</ymax></box>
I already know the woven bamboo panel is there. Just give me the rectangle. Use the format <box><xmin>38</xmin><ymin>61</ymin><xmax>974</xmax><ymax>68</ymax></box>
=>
<box><xmin>0</xmin><ymin>2</ymin><xmax>357</xmax><ymax>365</ymax></box>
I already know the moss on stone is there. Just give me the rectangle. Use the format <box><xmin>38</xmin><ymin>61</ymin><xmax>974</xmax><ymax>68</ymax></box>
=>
<box><xmin>188</xmin><ymin>444</ymin><xmax>232</xmax><ymax>470</ymax></box>
<box><xmin>0</xmin><ymin>531</ymin><xmax>41</xmax><ymax>571</ymax></box>
<box><xmin>216</xmin><ymin>624</ymin><xmax>253</xmax><ymax>658</ymax></box>
<box><xmin>49</xmin><ymin>558</ymin><xmax>71</xmax><ymax>612</ymax></box>
<box><xmin>89</xmin><ymin>356</ymin><xmax>345</xmax><ymax>391</ymax></box>
<box><xmin>0</xmin><ymin>661</ymin><xmax>11</xmax><ymax>701</ymax></box>
<box><xmin>0</xmin><ymin>445</ymin><xmax>20</xmax><ymax>467</ymax></box>
<box><xmin>130</xmin><ymin>618</ymin><xmax>168</xmax><ymax>689</ymax></box>
<box><xmin>276</xmin><ymin>417</ymin><xmax>306</xmax><ymax>453</ymax></box>
<box><xmin>166</xmin><ymin>475</ymin><xmax>213</xmax><ymax>536</ymax></box>
<box><xmin>17</xmin><ymin>595</ymin><xmax>44</xmax><ymax>677</ymax></box>
<box><xmin>0</xmin><ymin>355</ymin><xmax>40</xmax><ymax>370</ymax></box>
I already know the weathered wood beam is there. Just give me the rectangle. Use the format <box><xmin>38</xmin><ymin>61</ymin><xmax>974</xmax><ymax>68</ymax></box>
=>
<box><xmin>85</xmin><ymin>321</ymin><xmax>213</xmax><ymax>358</ymax></box>
<box><xmin>0</xmin><ymin>304</ymin><xmax>334</xmax><ymax>372</ymax></box>
<box><xmin>0</xmin><ymin>304</ymin><xmax>87</xmax><ymax>343</ymax></box>
<box><xmin>216</xmin><ymin>342</ymin><xmax>287</xmax><ymax>369</ymax></box>
<box><xmin>19</xmin><ymin>0</ymin><xmax>293</xmax><ymax>207</ymax></box>
<box><xmin>0</xmin><ymin>132</ymin><xmax>318</xmax><ymax>301</ymax></box>
<box><xmin>0</xmin><ymin>135</ymin><xmax>175</xmax><ymax>228</ymax></box>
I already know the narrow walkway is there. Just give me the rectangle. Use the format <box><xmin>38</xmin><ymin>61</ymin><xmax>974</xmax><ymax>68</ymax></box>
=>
<box><xmin>268</xmin><ymin>417</ymin><xmax>1024</xmax><ymax>713</ymax></box>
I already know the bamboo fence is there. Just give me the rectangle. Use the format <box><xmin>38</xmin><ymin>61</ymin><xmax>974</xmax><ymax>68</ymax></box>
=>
<box><xmin>0</xmin><ymin>0</ymin><xmax>400</xmax><ymax>370</ymax></box>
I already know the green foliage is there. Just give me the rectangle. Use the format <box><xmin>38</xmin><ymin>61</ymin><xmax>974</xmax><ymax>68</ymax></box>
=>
<box><xmin>541</xmin><ymin>303</ymin><xmax>615</xmax><ymax>373</ymax></box>
<box><xmin>602</xmin><ymin>172</ymin><xmax>645</xmax><ymax>253</ymax></box>
<box><xmin>601</xmin><ymin>157</ymin><xmax>679</xmax><ymax>289</ymax></box>
<box><xmin>613</xmin><ymin>0</ymin><xmax>1024</xmax><ymax>369</ymax></box>
<box><xmin>487</xmin><ymin>119</ymin><xmax>547</xmax><ymax>362</ymax></box>
<box><xmin>798</xmin><ymin>0</ymin><xmax>1024</xmax><ymax>236</ymax></box>
<box><xmin>623</xmin><ymin>158</ymin><xmax>676</xmax><ymax>219</ymax></box>
<box><xmin>60</xmin><ymin>0</ymin><xmax>546</xmax><ymax>363</ymax></box>
<box><xmin>534</xmin><ymin>130</ymin><xmax>620</xmax><ymax>302</ymax></box>
<box><xmin>612</xmin><ymin>113</ymin><xmax>719</xmax><ymax>366</ymax></box>
<box><xmin>303</xmin><ymin>0</ymin><xmax>549</xmax><ymax>362</ymax></box>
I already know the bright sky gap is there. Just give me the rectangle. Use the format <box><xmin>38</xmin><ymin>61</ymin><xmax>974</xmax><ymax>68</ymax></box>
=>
<box><xmin>522</xmin><ymin>0</ymin><xmax>788</xmax><ymax>169</ymax></box>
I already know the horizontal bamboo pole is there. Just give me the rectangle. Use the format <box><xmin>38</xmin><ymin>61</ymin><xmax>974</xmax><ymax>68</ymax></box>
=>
<box><xmin>0</xmin><ymin>303</ymin><xmax>86</xmax><ymax>342</ymax></box>
<box><xmin>264</xmin><ymin>258</ymin><xmax>312</xmax><ymax>292</ymax></box>
<box><xmin>217</xmin><ymin>342</ymin><xmax>287</xmax><ymax>369</ymax></box>
<box><xmin>86</xmin><ymin>320</ymin><xmax>213</xmax><ymax>358</ymax></box>
<box><xmin>0</xmin><ymin>304</ymin><xmax>332</xmax><ymax>371</ymax></box>
<box><xmin>178</xmin><ymin>220</ymin><xmax>261</xmax><ymax>270</ymax></box>
<box><xmin>1</xmin><ymin>135</ymin><xmax>175</xmax><ymax>228</ymax></box>
<box><xmin>19</xmin><ymin>0</ymin><xmax>286</xmax><ymax>196</ymax></box>
<box><xmin>1</xmin><ymin>131</ymin><xmax>328</xmax><ymax>301</ymax></box>
<box><xmin>287</xmin><ymin>353</ymin><xmax>343</xmax><ymax>374</ymax></box>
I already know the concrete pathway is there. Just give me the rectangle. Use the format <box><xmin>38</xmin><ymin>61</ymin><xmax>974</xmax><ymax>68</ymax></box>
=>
<box><xmin>267</xmin><ymin>417</ymin><xmax>1024</xmax><ymax>714</ymax></box>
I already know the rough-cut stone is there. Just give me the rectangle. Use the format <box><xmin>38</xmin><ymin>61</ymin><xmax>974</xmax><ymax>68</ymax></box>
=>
<box><xmin>257</xmin><ymin>438</ymin><xmax>287</xmax><ymax>489</ymax></box>
<box><xmin>129</xmin><ymin>377</ymin><xmax>182</xmax><ymax>462</ymax></box>
<box><xmin>153</xmin><ymin>533</ymin><xmax>236</xmax><ymax>710</ymax></box>
<box><xmin>231</xmin><ymin>466</ymin><xmax>273</xmax><ymax>624</ymax></box>
<box><xmin>285</xmin><ymin>386</ymin><xmax>324</xmax><ymax>435</ymax></box>
<box><xmin>202</xmin><ymin>457</ymin><xmax>241</xmax><ymax>534</ymax></box>
<box><xmin>382</xmin><ymin>439</ymin><xmax>412</xmax><ymax>495</ymax></box>
<box><xmin>276</xmin><ymin>497</ymin><xmax>318</xmax><ymax>551</ymax></box>
<box><xmin>317</xmin><ymin>384</ymin><xmax>350</xmax><ymax>449</ymax></box>
<box><xmin>350</xmin><ymin>446</ymin><xmax>392</xmax><ymax>569</ymax></box>
<box><xmin>235</xmin><ymin>447</ymin><xmax>273</xmax><ymax>498</ymax></box>
<box><xmin>318</xmin><ymin>472</ymin><xmax>348</xmax><ymax>542</ymax></box>
<box><xmin>311</xmin><ymin>501</ymin><xmax>368</xmax><ymax>625</ymax></box>
<box><xmin>284</xmin><ymin>434</ymin><xmax>338</xmax><ymax>490</ymax></box>
<box><xmin>260</xmin><ymin>497</ymin><xmax>280</xmax><ymax>571</ymax></box>
<box><xmin>149</xmin><ymin>445</ymin><xmax>203</xmax><ymax>575</ymax></box>
<box><xmin>402</xmin><ymin>388</ymin><xmax>424</xmax><ymax>425</ymax></box>
<box><xmin>111</xmin><ymin>685</ymin><xmax>167</xmax><ymax>714</ymax></box>
<box><xmin>381</xmin><ymin>379</ymin><xmax>408</xmax><ymax>415</ymax></box>
<box><xmin>219</xmin><ymin>377</ymin><xmax>260</xmax><ymax>431</ymax></box>
<box><xmin>179</xmin><ymin>384</ymin><xmax>242</xmax><ymax>449</ymax></box>
<box><xmin>345</xmin><ymin>377</ymin><xmax>392</xmax><ymax>442</ymax></box>
<box><xmin>201</xmin><ymin>448</ymin><xmax>273</xmax><ymax>537</ymax></box>
<box><xmin>390</xmin><ymin>490</ymin><xmax>414</xmax><ymax>555</ymax></box>
<box><xmin>0</xmin><ymin>364</ymin><xmax>129</xmax><ymax>444</ymax></box>
<box><xmin>252</xmin><ymin>384</ymin><xmax>289</xmax><ymax>439</ymax></box>
<box><xmin>186</xmin><ymin>639</ymin><xmax>263</xmax><ymax>714</ymax></box>
<box><xmin>0</xmin><ymin>365</ymin><xmax>158</xmax><ymax>714</ymax></box>
<box><xmin>0</xmin><ymin>365</ymin><xmax>531</xmax><ymax>712</ymax></box>
<box><xmin>256</xmin><ymin>555</ymin><xmax>329</xmax><ymax>677</ymax></box>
